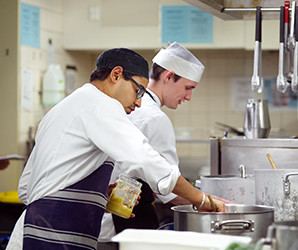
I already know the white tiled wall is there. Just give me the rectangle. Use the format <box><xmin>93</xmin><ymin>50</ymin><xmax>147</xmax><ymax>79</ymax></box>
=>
<box><xmin>19</xmin><ymin>0</ymin><xmax>95</xmax><ymax>159</ymax></box>
<box><xmin>158</xmin><ymin>49</ymin><xmax>298</xmax><ymax>158</ymax></box>
<box><xmin>19</xmin><ymin>0</ymin><xmax>298</xmax><ymax>166</ymax></box>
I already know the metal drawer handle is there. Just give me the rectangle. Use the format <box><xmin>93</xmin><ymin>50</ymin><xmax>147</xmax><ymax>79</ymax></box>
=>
<box><xmin>283</xmin><ymin>172</ymin><xmax>298</xmax><ymax>195</ymax></box>
<box><xmin>211</xmin><ymin>220</ymin><xmax>254</xmax><ymax>232</ymax></box>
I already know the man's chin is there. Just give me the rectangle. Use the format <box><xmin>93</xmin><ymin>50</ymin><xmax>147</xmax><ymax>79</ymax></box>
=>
<box><xmin>126</xmin><ymin>108</ymin><xmax>134</xmax><ymax>114</ymax></box>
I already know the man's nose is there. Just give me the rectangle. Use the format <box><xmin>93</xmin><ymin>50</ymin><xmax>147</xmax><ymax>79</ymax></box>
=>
<box><xmin>185</xmin><ymin>91</ymin><xmax>192</xmax><ymax>101</ymax></box>
<box><xmin>134</xmin><ymin>98</ymin><xmax>142</xmax><ymax>107</ymax></box>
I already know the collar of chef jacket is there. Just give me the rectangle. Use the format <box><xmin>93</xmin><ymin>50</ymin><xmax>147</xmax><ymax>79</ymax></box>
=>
<box><xmin>146</xmin><ymin>89</ymin><xmax>161</xmax><ymax>107</ymax></box>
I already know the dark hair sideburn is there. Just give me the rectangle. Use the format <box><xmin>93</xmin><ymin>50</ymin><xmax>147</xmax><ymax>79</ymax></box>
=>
<box><xmin>149</xmin><ymin>63</ymin><xmax>181</xmax><ymax>82</ymax></box>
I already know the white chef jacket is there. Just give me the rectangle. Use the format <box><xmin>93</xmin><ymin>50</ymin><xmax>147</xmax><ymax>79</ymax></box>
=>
<box><xmin>98</xmin><ymin>89</ymin><xmax>179</xmax><ymax>241</ymax></box>
<box><xmin>7</xmin><ymin>84</ymin><xmax>180</xmax><ymax>249</ymax></box>
<box><xmin>128</xmin><ymin>89</ymin><xmax>178</xmax><ymax>202</ymax></box>
<box><xmin>107</xmin><ymin>90</ymin><xmax>179</xmax><ymax>201</ymax></box>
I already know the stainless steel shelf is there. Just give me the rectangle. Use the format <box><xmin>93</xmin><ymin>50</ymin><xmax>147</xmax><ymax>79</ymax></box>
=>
<box><xmin>176</xmin><ymin>139</ymin><xmax>209</xmax><ymax>143</ymax></box>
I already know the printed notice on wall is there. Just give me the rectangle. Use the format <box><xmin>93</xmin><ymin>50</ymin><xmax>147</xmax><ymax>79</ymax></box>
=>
<box><xmin>161</xmin><ymin>5</ymin><xmax>213</xmax><ymax>44</ymax></box>
<box><xmin>231</xmin><ymin>77</ymin><xmax>298</xmax><ymax>111</ymax></box>
<box><xmin>21</xmin><ymin>68</ymin><xmax>34</xmax><ymax>111</ymax></box>
<box><xmin>21</xmin><ymin>3</ymin><xmax>40</xmax><ymax>48</ymax></box>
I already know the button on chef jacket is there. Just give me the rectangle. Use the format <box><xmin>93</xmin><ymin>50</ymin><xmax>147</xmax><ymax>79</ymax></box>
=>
<box><xmin>18</xmin><ymin>83</ymin><xmax>180</xmax><ymax>205</ymax></box>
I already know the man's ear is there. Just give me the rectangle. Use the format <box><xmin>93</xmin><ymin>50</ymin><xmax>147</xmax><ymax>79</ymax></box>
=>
<box><xmin>110</xmin><ymin>66</ymin><xmax>124</xmax><ymax>83</ymax></box>
<box><xmin>163</xmin><ymin>70</ymin><xmax>175</xmax><ymax>82</ymax></box>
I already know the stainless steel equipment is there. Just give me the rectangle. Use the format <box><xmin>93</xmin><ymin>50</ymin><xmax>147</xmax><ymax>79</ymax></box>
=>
<box><xmin>171</xmin><ymin>204</ymin><xmax>274</xmax><ymax>243</ymax></box>
<box><xmin>210</xmin><ymin>137</ymin><xmax>298</xmax><ymax>175</ymax></box>
<box><xmin>257</xmin><ymin>221</ymin><xmax>298</xmax><ymax>250</ymax></box>
<box><xmin>197</xmin><ymin>166</ymin><xmax>255</xmax><ymax>205</ymax></box>
<box><xmin>243</xmin><ymin>99</ymin><xmax>271</xmax><ymax>139</ymax></box>
<box><xmin>255</xmin><ymin>169</ymin><xmax>298</xmax><ymax>222</ymax></box>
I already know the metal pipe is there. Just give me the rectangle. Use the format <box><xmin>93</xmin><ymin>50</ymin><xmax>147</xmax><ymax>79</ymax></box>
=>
<box><xmin>223</xmin><ymin>7</ymin><xmax>290</xmax><ymax>13</ymax></box>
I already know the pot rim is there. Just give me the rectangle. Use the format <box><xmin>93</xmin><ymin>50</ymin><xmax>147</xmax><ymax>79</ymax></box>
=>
<box><xmin>171</xmin><ymin>204</ymin><xmax>274</xmax><ymax>215</ymax></box>
<box><xmin>200</xmin><ymin>175</ymin><xmax>254</xmax><ymax>179</ymax></box>
<box><xmin>255</xmin><ymin>169</ymin><xmax>298</xmax><ymax>172</ymax></box>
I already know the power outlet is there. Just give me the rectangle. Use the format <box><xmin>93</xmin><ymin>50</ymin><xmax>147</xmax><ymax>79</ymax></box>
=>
<box><xmin>89</xmin><ymin>5</ymin><xmax>100</xmax><ymax>21</ymax></box>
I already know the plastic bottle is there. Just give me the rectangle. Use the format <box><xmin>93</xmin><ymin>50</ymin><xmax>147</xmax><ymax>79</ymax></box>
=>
<box><xmin>42</xmin><ymin>64</ymin><xmax>65</xmax><ymax>106</ymax></box>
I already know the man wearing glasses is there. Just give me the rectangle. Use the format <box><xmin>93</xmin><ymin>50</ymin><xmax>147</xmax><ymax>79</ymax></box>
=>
<box><xmin>8</xmin><ymin>47</ymin><xmax>225</xmax><ymax>250</ymax></box>
<box><xmin>99</xmin><ymin>43</ymin><xmax>227</xmax><ymax>240</ymax></box>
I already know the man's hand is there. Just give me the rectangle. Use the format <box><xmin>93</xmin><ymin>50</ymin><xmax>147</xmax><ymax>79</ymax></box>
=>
<box><xmin>0</xmin><ymin>160</ymin><xmax>10</xmax><ymax>170</ymax></box>
<box><xmin>196</xmin><ymin>193</ymin><xmax>227</xmax><ymax>213</ymax></box>
<box><xmin>106</xmin><ymin>183</ymin><xmax>141</xmax><ymax>218</ymax></box>
<box><xmin>107</xmin><ymin>183</ymin><xmax>117</xmax><ymax>197</ymax></box>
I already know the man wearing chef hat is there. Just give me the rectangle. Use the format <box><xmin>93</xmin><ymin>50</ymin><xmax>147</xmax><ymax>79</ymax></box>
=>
<box><xmin>99</xmin><ymin>42</ymin><xmax>222</xmax><ymax>240</ymax></box>
<box><xmin>7</xmin><ymin>47</ymin><xmax>225</xmax><ymax>250</ymax></box>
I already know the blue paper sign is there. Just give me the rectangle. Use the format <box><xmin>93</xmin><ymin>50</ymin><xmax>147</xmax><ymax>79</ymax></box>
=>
<box><xmin>161</xmin><ymin>5</ymin><xmax>213</xmax><ymax>44</ymax></box>
<box><xmin>21</xmin><ymin>3</ymin><xmax>40</xmax><ymax>48</ymax></box>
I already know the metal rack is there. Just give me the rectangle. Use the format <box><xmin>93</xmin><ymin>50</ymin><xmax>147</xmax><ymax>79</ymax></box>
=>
<box><xmin>183</xmin><ymin>0</ymin><xmax>285</xmax><ymax>20</ymax></box>
<box><xmin>225</xmin><ymin>5</ymin><xmax>298</xmax><ymax>94</ymax></box>
<box><xmin>223</xmin><ymin>7</ymin><xmax>286</xmax><ymax>13</ymax></box>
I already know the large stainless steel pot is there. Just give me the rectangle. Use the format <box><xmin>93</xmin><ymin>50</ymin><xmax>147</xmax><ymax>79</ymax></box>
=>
<box><xmin>197</xmin><ymin>170</ymin><xmax>255</xmax><ymax>205</ymax></box>
<box><xmin>171</xmin><ymin>204</ymin><xmax>274</xmax><ymax>243</ymax></box>
<box><xmin>255</xmin><ymin>169</ymin><xmax>298</xmax><ymax>222</ymax></box>
<box><xmin>257</xmin><ymin>221</ymin><xmax>298</xmax><ymax>250</ymax></box>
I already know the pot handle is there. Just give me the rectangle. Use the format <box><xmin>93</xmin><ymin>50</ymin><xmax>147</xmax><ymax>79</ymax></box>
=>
<box><xmin>255</xmin><ymin>224</ymin><xmax>276</xmax><ymax>250</ymax></box>
<box><xmin>247</xmin><ymin>101</ymin><xmax>255</xmax><ymax>131</ymax></box>
<box><xmin>211</xmin><ymin>219</ymin><xmax>254</xmax><ymax>232</ymax></box>
<box><xmin>284</xmin><ymin>172</ymin><xmax>298</xmax><ymax>195</ymax></box>
<box><xmin>255</xmin><ymin>237</ymin><xmax>275</xmax><ymax>250</ymax></box>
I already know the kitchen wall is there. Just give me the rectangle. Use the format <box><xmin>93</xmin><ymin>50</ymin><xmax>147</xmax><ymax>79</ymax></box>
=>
<box><xmin>0</xmin><ymin>0</ymin><xmax>297</xmax><ymax>190</ymax></box>
<box><xmin>0</xmin><ymin>0</ymin><xmax>95</xmax><ymax>191</ymax></box>
<box><xmin>0</xmin><ymin>0</ymin><xmax>20</xmax><ymax>192</ymax></box>
<box><xmin>19</xmin><ymin>0</ymin><xmax>94</xmax><ymax>159</ymax></box>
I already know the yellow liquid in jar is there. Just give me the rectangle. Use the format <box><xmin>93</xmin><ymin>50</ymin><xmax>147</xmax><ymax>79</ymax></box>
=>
<box><xmin>106</xmin><ymin>195</ymin><xmax>132</xmax><ymax>219</ymax></box>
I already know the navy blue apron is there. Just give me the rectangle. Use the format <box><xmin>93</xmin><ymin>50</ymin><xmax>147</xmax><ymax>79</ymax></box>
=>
<box><xmin>23</xmin><ymin>161</ymin><xmax>114</xmax><ymax>250</ymax></box>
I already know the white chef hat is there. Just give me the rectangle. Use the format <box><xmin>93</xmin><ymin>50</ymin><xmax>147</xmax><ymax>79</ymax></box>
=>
<box><xmin>152</xmin><ymin>42</ymin><xmax>205</xmax><ymax>83</ymax></box>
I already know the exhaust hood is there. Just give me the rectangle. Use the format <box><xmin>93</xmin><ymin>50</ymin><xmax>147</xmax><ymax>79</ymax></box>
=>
<box><xmin>183</xmin><ymin>0</ymin><xmax>283</xmax><ymax>20</ymax></box>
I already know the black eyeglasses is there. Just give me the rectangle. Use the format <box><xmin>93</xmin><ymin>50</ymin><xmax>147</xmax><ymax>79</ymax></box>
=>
<box><xmin>128</xmin><ymin>77</ymin><xmax>147</xmax><ymax>100</ymax></box>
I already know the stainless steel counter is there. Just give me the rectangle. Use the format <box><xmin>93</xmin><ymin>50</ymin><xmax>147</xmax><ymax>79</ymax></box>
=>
<box><xmin>210</xmin><ymin>137</ymin><xmax>298</xmax><ymax>175</ymax></box>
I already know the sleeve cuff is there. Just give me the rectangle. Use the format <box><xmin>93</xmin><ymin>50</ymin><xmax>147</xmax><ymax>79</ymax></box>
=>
<box><xmin>156</xmin><ymin>192</ymin><xmax>178</xmax><ymax>204</ymax></box>
<box><xmin>156</xmin><ymin>166</ymin><xmax>180</xmax><ymax>195</ymax></box>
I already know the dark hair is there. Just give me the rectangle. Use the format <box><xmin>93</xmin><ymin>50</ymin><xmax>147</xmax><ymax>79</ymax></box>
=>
<box><xmin>90</xmin><ymin>68</ymin><xmax>135</xmax><ymax>82</ymax></box>
<box><xmin>149</xmin><ymin>63</ymin><xmax>181</xmax><ymax>82</ymax></box>
<box><xmin>96</xmin><ymin>48</ymin><xmax>149</xmax><ymax>79</ymax></box>
<box><xmin>90</xmin><ymin>68</ymin><xmax>111</xmax><ymax>82</ymax></box>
